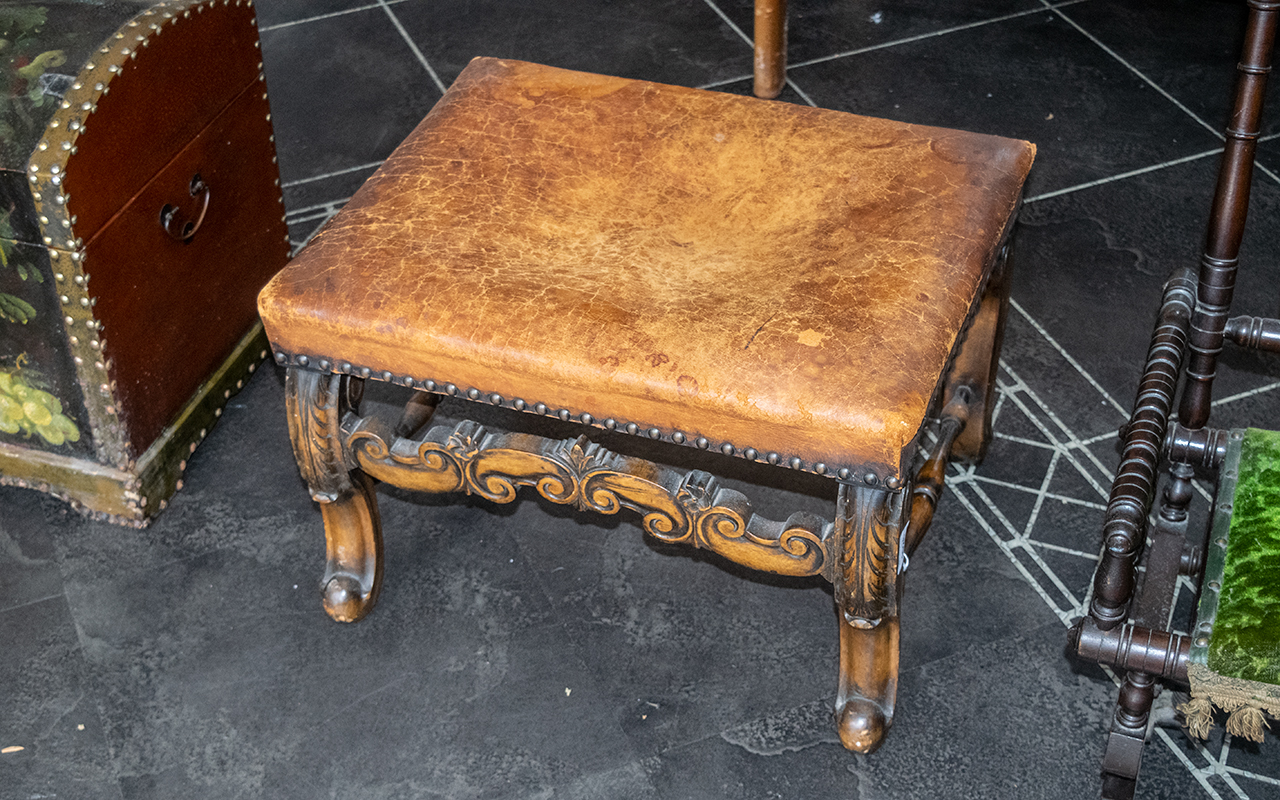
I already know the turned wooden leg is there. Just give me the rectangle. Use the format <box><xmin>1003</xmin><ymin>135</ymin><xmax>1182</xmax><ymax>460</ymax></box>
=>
<box><xmin>832</xmin><ymin>483</ymin><xmax>904</xmax><ymax>753</ymax></box>
<box><xmin>1101</xmin><ymin>670</ymin><xmax>1157</xmax><ymax>800</ymax></box>
<box><xmin>285</xmin><ymin>367</ymin><xmax>384</xmax><ymax>623</ymax></box>
<box><xmin>754</xmin><ymin>0</ymin><xmax>787</xmax><ymax>99</ymax></box>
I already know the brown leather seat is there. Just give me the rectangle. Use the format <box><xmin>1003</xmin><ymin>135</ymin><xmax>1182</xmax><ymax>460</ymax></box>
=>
<box><xmin>259</xmin><ymin>56</ymin><xmax>1034</xmax><ymax>756</ymax></box>
<box><xmin>260</xmin><ymin>58</ymin><xmax>1033</xmax><ymax>484</ymax></box>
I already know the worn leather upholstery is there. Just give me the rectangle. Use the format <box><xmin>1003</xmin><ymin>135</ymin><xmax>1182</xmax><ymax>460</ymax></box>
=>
<box><xmin>259</xmin><ymin>58</ymin><xmax>1035</xmax><ymax>481</ymax></box>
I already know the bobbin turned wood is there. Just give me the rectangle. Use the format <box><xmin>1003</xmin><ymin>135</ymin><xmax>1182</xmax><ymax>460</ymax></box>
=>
<box><xmin>1071</xmin><ymin>4</ymin><xmax>1279</xmax><ymax>797</ymax></box>
<box><xmin>261</xmin><ymin>58</ymin><xmax>1033</xmax><ymax>755</ymax></box>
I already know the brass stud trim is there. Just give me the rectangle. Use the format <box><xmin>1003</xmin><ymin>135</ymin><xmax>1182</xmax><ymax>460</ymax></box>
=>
<box><xmin>271</xmin><ymin>350</ymin><xmax>900</xmax><ymax>483</ymax></box>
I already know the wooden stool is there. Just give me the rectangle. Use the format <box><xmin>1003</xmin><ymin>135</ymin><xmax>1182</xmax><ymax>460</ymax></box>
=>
<box><xmin>258</xmin><ymin>57</ymin><xmax>1034</xmax><ymax>753</ymax></box>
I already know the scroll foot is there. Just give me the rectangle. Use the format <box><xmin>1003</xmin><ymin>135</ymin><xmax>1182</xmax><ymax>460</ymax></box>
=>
<box><xmin>834</xmin><ymin>612</ymin><xmax>899</xmax><ymax>754</ymax></box>
<box><xmin>837</xmin><ymin>697</ymin><xmax>888</xmax><ymax>754</ymax></box>
<box><xmin>319</xmin><ymin>471</ymin><xmax>383</xmax><ymax>623</ymax></box>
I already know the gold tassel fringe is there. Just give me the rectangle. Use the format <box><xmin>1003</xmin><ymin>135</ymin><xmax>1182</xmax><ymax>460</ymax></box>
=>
<box><xmin>1225</xmin><ymin>705</ymin><xmax>1270</xmax><ymax>743</ymax></box>
<box><xmin>1179</xmin><ymin>696</ymin><xmax>1216</xmax><ymax>739</ymax></box>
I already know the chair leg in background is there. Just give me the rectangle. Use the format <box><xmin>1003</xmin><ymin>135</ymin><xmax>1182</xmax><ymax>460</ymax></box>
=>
<box><xmin>753</xmin><ymin>0</ymin><xmax>787</xmax><ymax>98</ymax></box>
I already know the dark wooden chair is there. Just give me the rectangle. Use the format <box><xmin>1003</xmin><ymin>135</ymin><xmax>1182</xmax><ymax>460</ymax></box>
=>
<box><xmin>1069</xmin><ymin>3</ymin><xmax>1280</xmax><ymax>797</ymax></box>
<box><xmin>258</xmin><ymin>57</ymin><xmax>1034</xmax><ymax>754</ymax></box>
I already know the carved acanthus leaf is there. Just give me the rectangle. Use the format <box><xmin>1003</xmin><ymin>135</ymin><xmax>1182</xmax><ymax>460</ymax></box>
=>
<box><xmin>834</xmin><ymin>484</ymin><xmax>898</xmax><ymax>625</ymax></box>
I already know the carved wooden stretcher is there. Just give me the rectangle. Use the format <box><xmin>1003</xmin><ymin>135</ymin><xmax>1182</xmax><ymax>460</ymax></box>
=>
<box><xmin>259</xmin><ymin>57</ymin><xmax>1034</xmax><ymax>754</ymax></box>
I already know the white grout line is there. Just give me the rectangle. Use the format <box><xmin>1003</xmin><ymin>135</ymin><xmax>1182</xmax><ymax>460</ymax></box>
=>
<box><xmin>698</xmin><ymin>0</ymin><xmax>1089</xmax><ymax>91</ymax></box>
<box><xmin>1080</xmin><ymin>429</ymin><xmax>1120</xmax><ymax>446</ymax></box>
<box><xmin>1015</xmin><ymin>533</ymin><xmax>1087</xmax><ymax>610</ymax></box>
<box><xmin>0</xmin><ymin>591</ymin><xmax>65</xmax><ymax>615</ymax></box>
<box><xmin>789</xmin><ymin>5</ymin><xmax>1062</xmax><ymax>71</ymax></box>
<box><xmin>1010</xmin><ymin>299</ymin><xmax>1130</xmax><ymax>416</ymax></box>
<box><xmin>1257</xmin><ymin>161</ymin><xmax>1280</xmax><ymax>185</ymax></box>
<box><xmin>1026</xmin><ymin>539</ymin><xmax>1101</xmax><ymax>561</ymax></box>
<box><xmin>1154</xmin><ymin>728</ymin><xmax>1228</xmax><ymax>800</ymax></box>
<box><xmin>963</xmin><ymin>471</ymin><xmax>1024</xmax><ymax>543</ymax></box>
<box><xmin>996</xmin><ymin>371</ymin><xmax>1113</xmax><ymax>498</ymax></box>
<box><xmin>1024</xmin><ymin>147</ymin><xmax>1223</xmax><ymax>203</ymax></box>
<box><xmin>1213</xmin><ymin>379</ymin><xmax>1280</xmax><ymax>407</ymax></box>
<box><xmin>1022</xmin><ymin>448</ymin><xmax>1061</xmax><ymax>539</ymax></box>
<box><xmin>993</xmin><ymin>431</ymin><xmax>1058</xmax><ymax>450</ymax></box>
<box><xmin>378</xmin><ymin>0</ymin><xmax>448</xmax><ymax>95</ymax></box>
<box><xmin>1047</xmin><ymin>3</ymin><xmax>1224</xmax><ymax>142</ymax></box>
<box><xmin>969</xmin><ymin>474</ymin><xmax>1108</xmax><ymax>511</ymax></box>
<box><xmin>282</xmin><ymin>161</ymin><xmax>385</xmax><ymax>188</ymax></box>
<box><xmin>289</xmin><ymin>208</ymin><xmax>344</xmax><ymax>255</ymax></box>
<box><xmin>258</xmin><ymin>1</ymin><xmax>409</xmax><ymax>33</ymax></box>
<box><xmin>285</xmin><ymin>197</ymin><xmax>350</xmax><ymax>221</ymax></box>
<box><xmin>1225</xmin><ymin>766</ymin><xmax>1280</xmax><ymax>787</ymax></box>
<box><xmin>698</xmin><ymin>0</ymin><xmax>816</xmax><ymax>107</ymax></box>
<box><xmin>786</xmin><ymin>78</ymin><xmax>818</xmax><ymax>107</ymax></box>
<box><xmin>701</xmin><ymin>0</ymin><xmax>752</xmax><ymax>48</ymax></box>
<box><xmin>990</xmin><ymin>387</ymin><xmax>1008</xmax><ymax>427</ymax></box>
<box><xmin>1219</xmin><ymin>755</ymin><xmax>1254</xmax><ymax>799</ymax></box>
<box><xmin>950</xmin><ymin>483</ymin><xmax>1076</xmax><ymax>623</ymax></box>
<box><xmin>697</xmin><ymin>74</ymin><xmax>754</xmax><ymax>90</ymax></box>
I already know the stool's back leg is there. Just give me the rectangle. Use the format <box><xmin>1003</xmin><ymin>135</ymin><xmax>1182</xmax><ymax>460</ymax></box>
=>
<box><xmin>948</xmin><ymin>240</ymin><xmax>1013</xmax><ymax>464</ymax></box>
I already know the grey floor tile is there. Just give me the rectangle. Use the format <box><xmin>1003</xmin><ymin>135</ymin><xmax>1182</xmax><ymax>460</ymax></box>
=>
<box><xmin>787</xmin><ymin>8</ymin><xmax>1223</xmax><ymax>198</ymax></box>
<box><xmin>0</xmin><ymin>488</ymin><xmax>66</xmax><ymax>613</ymax></box>
<box><xmin>254</xmin><ymin>0</ymin><xmax>387</xmax><ymax>31</ymax></box>
<box><xmin>260</xmin><ymin>6</ymin><xmax>444</xmax><ymax>184</ymax></box>
<box><xmin>390</xmin><ymin>0</ymin><xmax>753</xmax><ymax>89</ymax></box>
<box><xmin>1013</xmin><ymin>157</ymin><xmax>1280</xmax><ymax>410</ymax></box>
<box><xmin>0</xmin><ymin>594</ymin><xmax>118</xmax><ymax>800</ymax></box>
<box><xmin>715</xmin><ymin>0</ymin><xmax>1044</xmax><ymax>73</ymax></box>
<box><xmin>1059</xmin><ymin>0</ymin><xmax>1280</xmax><ymax>139</ymax></box>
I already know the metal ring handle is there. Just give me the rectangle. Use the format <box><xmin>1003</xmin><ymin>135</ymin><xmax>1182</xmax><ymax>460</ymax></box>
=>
<box><xmin>160</xmin><ymin>173</ymin><xmax>210</xmax><ymax>241</ymax></box>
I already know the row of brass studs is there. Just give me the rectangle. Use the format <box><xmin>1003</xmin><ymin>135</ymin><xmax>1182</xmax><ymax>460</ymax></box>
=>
<box><xmin>274</xmin><ymin>351</ymin><xmax>902</xmax><ymax>489</ymax></box>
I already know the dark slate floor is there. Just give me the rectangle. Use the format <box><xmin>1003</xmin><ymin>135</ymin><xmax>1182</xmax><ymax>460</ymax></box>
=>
<box><xmin>4</xmin><ymin>0</ymin><xmax>1280</xmax><ymax>798</ymax></box>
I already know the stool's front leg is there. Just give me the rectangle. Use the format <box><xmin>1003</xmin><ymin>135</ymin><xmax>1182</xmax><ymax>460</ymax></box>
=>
<box><xmin>832</xmin><ymin>483</ymin><xmax>904</xmax><ymax>753</ymax></box>
<box><xmin>285</xmin><ymin>368</ymin><xmax>383</xmax><ymax>623</ymax></box>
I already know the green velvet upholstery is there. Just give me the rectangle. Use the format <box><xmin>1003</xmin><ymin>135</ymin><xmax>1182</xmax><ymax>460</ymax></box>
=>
<box><xmin>1208</xmin><ymin>427</ymin><xmax>1280</xmax><ymax>686</ymax></box>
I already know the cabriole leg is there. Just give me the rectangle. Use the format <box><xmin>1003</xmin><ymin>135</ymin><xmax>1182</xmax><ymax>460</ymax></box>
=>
<box><xmin>832</xmin><ymin>483</ymin><xmax>904</xmax><ymax>753</ymax></box>
<box><xmin>318</xmin><ymin>471</ymin><xmax>382</xmax><ymax>623</ymax></box>
<box><xmin>285</xmin><ymin>367</ymin><xmax>383</xmax><ymax>623</ymax></box>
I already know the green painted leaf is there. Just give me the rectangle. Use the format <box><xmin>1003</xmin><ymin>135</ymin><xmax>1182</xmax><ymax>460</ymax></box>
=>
<box><xmin>0</xmin><ymin>292</ymin><xmax>36</xmax><ymax>324</ymax></box>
